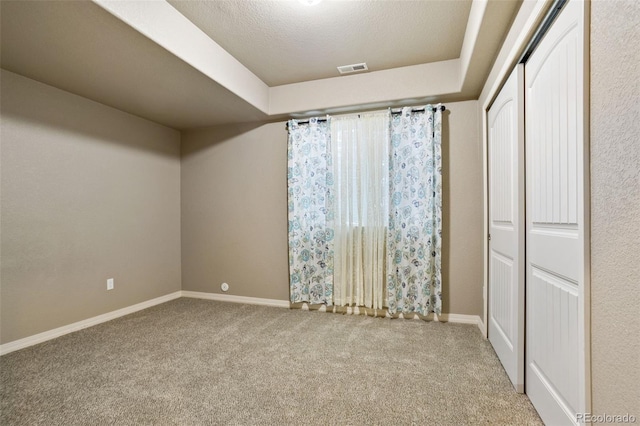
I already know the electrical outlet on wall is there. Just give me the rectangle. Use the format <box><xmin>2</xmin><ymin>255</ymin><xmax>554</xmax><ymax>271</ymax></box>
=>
<box><xmin>221</xmin><ymin>282</ymin><xmax>229</xmax><ymax>292</ymax></box>
<box><xmin>107</xmin><ymin>278</ymin><xmax>114</xmax><ymax>290</ymax></box>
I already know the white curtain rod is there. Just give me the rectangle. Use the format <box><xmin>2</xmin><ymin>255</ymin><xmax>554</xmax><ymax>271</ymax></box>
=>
<box><xmin>291</xmin><ymin>105</ymin><xmax>446</xmax><ymax>126</ymax></box>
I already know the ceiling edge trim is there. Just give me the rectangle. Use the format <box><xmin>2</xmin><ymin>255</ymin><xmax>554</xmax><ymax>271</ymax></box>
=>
<box><xmin>268</xmin><ymin>60</ymin><xmax>461</xmax><ymax>116</ymax></box>
<box><xmin>459</xmin><ymin>0</ymin><xmax>489</xmax><ymax>91</ymax></box>
<box><xmin>90</xmin><ymin>0</ymin><xmax>506</xmax><ymax>118</ymax></box>
<box><xmin>479</xmin><ymin>0</ymin><xmax>551</xmax><ymax>110</ymax></box>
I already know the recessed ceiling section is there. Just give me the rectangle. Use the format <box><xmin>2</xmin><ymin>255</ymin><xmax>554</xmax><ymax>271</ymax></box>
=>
<box><xmin>1</xmin><ymin>0</ymin><xmax>522</xmax><ymax>129</ymax></box>
<box><xmin>167</xmin><ymin>0</ymin><xmax>473</xmax><ymax>86</ymax></box>
<box><xmin>0</xmin><ymin>1</ymin><xmax>267</xmax><ymax>129</ymax></box>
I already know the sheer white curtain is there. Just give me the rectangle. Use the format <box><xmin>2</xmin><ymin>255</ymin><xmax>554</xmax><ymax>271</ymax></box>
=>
<box><xmin>331</xmin><ymin>112</ymin><xmax>389</xmax><ymax>309</ymax></box>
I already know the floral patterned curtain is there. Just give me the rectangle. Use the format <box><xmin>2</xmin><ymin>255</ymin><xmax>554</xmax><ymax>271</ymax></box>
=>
<box><xmin>387</xmin><ymin>106</ymin><xmax>443</xmax><ymax>316</ymax></box>
<box><xmin>287</xmin><ymin>117</ymin><xmax>334</xmax><ymax>305</ymax></box>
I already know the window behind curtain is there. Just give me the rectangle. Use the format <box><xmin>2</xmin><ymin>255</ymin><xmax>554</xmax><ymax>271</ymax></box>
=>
<box><xmin>331</xmin><ymin>112</ymin><xmax>389</xmax><ymax>309</ymax></box>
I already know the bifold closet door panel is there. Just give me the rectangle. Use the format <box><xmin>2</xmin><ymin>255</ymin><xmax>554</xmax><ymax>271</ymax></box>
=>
<box><xmin>524</xmin><ymin>0</ymin><xmax>588</xmax><ymax>424</ymax></box>
<box><xmin>487</xmin><ymin>64</ymin><xmax>525</xmax><ymax>393</ymax></box>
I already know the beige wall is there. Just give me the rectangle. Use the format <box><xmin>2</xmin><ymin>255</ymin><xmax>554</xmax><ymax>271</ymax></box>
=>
<box><xmin>180</xmin><ymin>100</ymin><xmax>484</xmax><ymax>316</ymax></box>
<box><xmin>442</xmin><ymin>100</ymin><xmax>484</xmax><ymax>316</ymax></box>
<box><xmin>181</xmin><ymin>122</ymin><xmax>290</xmax><ymax>301</ymax></box>
<box><xmin>0</xmin><ymin>70</ymin><xmax>182</xmax><ymax>344</ymax></box>
<box><xmin>590</xmin><ymin>0</ymin><xmax>640</xmax><ymax>416</ymax></box>
<box><xmin>1</xmin><ymin>72</ymin><xmax>484</xmax><ymax>347</ymax></box>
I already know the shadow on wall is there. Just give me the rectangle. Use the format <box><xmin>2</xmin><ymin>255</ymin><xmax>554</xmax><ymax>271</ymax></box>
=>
<box><xmin>179</xmin><ymin>120</ymin><xmax>291</xmax><ymax>300</ymax></box>
<box><xmin>180</xmin><ymin>121</ymin><xmax>279</xmax><ymax>158</ymax></box>
<box><xmin>0</xmin><ymin>71</ymin><xmax>179</xmax><ymax>158</ymax></box>
<box><xmin>440</xmin><ymin>109</ymin><xmax>451</xmax><ymax>315</ymax></box>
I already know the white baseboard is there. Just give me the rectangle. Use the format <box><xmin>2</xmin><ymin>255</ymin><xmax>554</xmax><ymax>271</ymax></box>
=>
<box><xmin>181</xmin><ymin>291</ymin><xmax>290</xmax><ymax>308</ymax></box>
<box><xmin>294</xmin><ymin>303</ymin><xmax>485</xmax><ymax>333</ymax></box>
<box><xmin>1</xmin><ymin>290</ymin><xmax>484</xmax><ymax>356</ymax></box>
<box><xmin>0</xmin><ymin>291</ymin><xmax>182</xmax><ymax>356</ymax></box>
<box><xmin>438</xmin><ymin>313</ymin><xmax>486</xmax><ymax>334</ymax></box>
<box><xmin>180</xmin><ymin>295</ymin><xmax>484</xmax><ymax>333</ymax></box>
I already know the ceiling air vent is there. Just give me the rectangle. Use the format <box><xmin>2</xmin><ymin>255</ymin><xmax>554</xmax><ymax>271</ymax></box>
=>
<box><xmin>337</xmin><ymin>62</ymin><xmax>368</xmax><ymax>75</ymax></box>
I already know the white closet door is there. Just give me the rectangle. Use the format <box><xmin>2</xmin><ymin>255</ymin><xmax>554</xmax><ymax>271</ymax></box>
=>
<box><xmin>487</xmin><ymin>65</ymin><xmax>525</xmax><ymax>393</ymax></box>
<box><xmin>525</xmin><ymin>0</ymin><xmax>588</xmax><ymax>423</ymax></box>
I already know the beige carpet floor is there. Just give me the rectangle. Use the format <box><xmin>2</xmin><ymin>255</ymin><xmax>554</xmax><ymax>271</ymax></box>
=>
<box><xmin>1</xmin><ymin>298</ymin><xmax>542</xmax><ymax>425</ymax></box>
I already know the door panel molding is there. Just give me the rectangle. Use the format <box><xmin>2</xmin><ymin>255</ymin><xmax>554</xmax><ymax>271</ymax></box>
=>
<box><xmin>487</xmin><ymin>64</ymin><xmax>525</xmax><ymax>393</ymax></box>
<box><xmin>524</xmin><ymin>0</ymin><xmax>589</xmax><ymax>423</ymax></box>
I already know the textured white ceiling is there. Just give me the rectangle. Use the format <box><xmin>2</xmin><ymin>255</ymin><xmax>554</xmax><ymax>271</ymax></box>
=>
<box><xmin>167</xmin><ymin>0</ymin><xmax>473</xmax><ymax>86</ymax></box>
<box><xmin>0</xmin><ymin>0</ymin><xmax>521</xmax><ymax>129</ymax></box>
